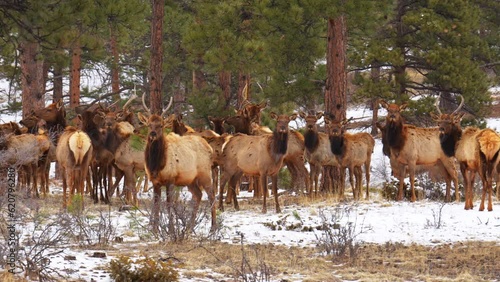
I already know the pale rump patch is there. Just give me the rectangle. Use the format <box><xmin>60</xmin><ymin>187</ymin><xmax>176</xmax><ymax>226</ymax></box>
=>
<box><xmin>68</xmin><ymin>131</ymin><xmax>92</xmax><ymax>165</ymax></box>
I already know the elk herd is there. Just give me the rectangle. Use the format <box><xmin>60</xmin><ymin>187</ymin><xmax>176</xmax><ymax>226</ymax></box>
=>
<box><xmin>1</xmin><ymin>94</ymin><xmax>499</xmax><ymax>232</ymax></box>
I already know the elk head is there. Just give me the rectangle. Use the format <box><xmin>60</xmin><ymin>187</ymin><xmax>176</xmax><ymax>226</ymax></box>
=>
<box><xmin>379</xmin><ymin>100</ymin><xmax>407</xmax><ymax>125</ymax></box>
<box><xmin>324</xmin><ymin>116</ymin><xmax>353</xmax><ymax>155</ymax></box>
<box><xmin>137</xmin><ymin>95</ymin><xmax>174</xmax><ymax>141</ymax></box>
<box><xmin>208</xmin><ymin>116</ymin><xmax>226</xmax><ymax>134</ymax></box>
<box><xmin>299</xmin><ymin>111</ymin><xmax>323</xmax><ymax>131</ymax></box>
<box><xmin>241</xmin><ymin>101</ymin><xmax>267</xmax><ymax>124</ymax></box>
<box><xmin>431</xmin><ymin>94</ymin><xmax>465</xmax><ymax>156</ymax></box>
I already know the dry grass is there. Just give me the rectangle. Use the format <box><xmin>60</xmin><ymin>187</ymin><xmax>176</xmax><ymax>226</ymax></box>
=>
<box><xmin>4</xmin><ymin>187</ymin><xmax>500</xmax><ymax>281</ymax></box>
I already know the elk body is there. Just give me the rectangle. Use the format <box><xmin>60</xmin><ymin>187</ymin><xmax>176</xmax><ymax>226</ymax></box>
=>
<box><xmin>219</xmin><ymin>113</ymin><xmax>297</xmax><ymax>213</ymax></box>
<box><xmin>324</xmin><ymin>117</ymin><xmax>375</xmax><ymax>200</ymax></box>
<box><xmin>0</xmin><ymin>130</ymin><xmax>51</xmax><ymax>197</ymax></box>
<box><xmin>56</xmin><ymin>127</ymin><xmax>93</xmax><ymax>209</ymax></box>
<box><xmin>250</xmin><ymin>122</ymin><xmax>310</xmax><ymax>196</ymax></box>
<box><xmin>138</xmin><ymin>97</ymin><xmax>216</xmax><ymax>232</ymax></box>
<box><xmin>433</xmin><ymin>95</ymin><xmax>500</xmax><ymax>211</ymax></box>
<box><xmin>380</xmin><ymin>100</ymin><xmax>459</xmax><ymax>202</ymax></box>
<box><xmin>376</xmin><ymin>121</ymin><xmax>458</xmax><ymax>201</ymax></box>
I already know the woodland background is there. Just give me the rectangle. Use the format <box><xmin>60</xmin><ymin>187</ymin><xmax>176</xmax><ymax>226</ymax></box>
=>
<box><xmin>0</xmin><ymin>0</ymin><xmax>499</xmax><ymax>128</ymax></box>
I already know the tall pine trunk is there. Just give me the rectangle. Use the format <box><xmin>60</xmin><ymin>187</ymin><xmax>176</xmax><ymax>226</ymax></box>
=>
<box><xmin>110</xmin><ymin>24</ymin><xmax>120</xmax><ymax>100</ymax></box>
<box><xmin>219</xmin><ymin>71</ymin><xmax>231</xmax><ymax>110</ymax></box>
<box><xmin>370</xmin><ymin>62</ymin><xmax>381</xmax><ymax>136</ymax></box>
<box><xmin>149</xmin><ymin>0</ymin><xmax>164</xmax><ymax>115</ymax></box>
<box><xmin>19</xmin><ymin>39</ymin><xmax>45</xmax><ymax>118</ymax></box>
<box><xmin>53</xmin><ymin>64</ymin><xmax>63</xmax><ymax>103</ymax></box>
<box><xmin>322</xmin><ymin>16</ymin><xmax>347</xmax><ymax>196</ymax></box>
<box><xmin>237</xmin><ymin>72</ymin><xmax>250</xmax><ymax>109</ymax></box>
<box><xmin>70</xmin><ymin>38</ymin><xmax>81</xmax><ymax>109</ymax></box>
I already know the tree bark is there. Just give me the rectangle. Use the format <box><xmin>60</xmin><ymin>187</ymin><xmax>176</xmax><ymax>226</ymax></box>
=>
<box><xmin>110</xmin><ymin>24</ymin><xmax>120</xmax><ymax>101</ymax></box>
<box><xmin>237</xmin><ymin>72</ymin><xmax>251</xmax><ymax>109</ymax></box>
<box><xmin>70</xmin><ymin>38</ymin><xmax>81</xmax><ymax>109</ymax></box>
<box><xmin>371</xmin><ymin>63</ymin><xmax>381</xmax><ymax>136</ymax></box>
<box><xmin>219</xmin><ymin>71</ymin><xmax>231</xmax><ymax>110</ymax></box>
<box><xmin>53</xmin><ymin>64</ymin><xmax>63</xmax><ymax>103</ymax></box>
<box><xmin>19</xmin><ymin>39</ymin><xmax>45</xmax><ymax>118</ymax></box>
<box><xmin>322</xmin><ymin>16</ymin><xmax>347</xmax><ymax>195</ymax></box>
<box><xmin>149</xmin><ymin>0</ymin><xmax>164</xmax><ymax>115</ymax></box>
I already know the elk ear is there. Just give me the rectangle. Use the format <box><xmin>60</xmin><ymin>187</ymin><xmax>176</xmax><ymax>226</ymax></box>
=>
<box><xmin>379</xmin><ymin>100</ymin><xmax>388</xmax><ymax>109</ymax></box>
<box><xmin>316</xmin><ymin>112</ymin><xmax>324</xmax><ymax>120</ymax></box>
<box><xmin>258</xmin><ymin>101</ymin><xmax>267</xmax><ymax>109</ymax></box>
<box><xmin>375</xmin><ymin>121</ymin><xmax>385</xmax><ymax>131</ymax></box>
<box><xmin>137</xmin><ymin>112</ymin><xmax>149</xmax><ymax>125</ymax></box>
<box><xmin>399</xmin><ymin>103</ymin><xmax>408</xmax><ymax>111</ymax></box>
<box><xmin>269</xmin><ymin>112</ymin><xmax>278</xmax><ymax>120</ymax></box>
<box><xmin>289</xmin><ymin>113</ymin><xmax>298</xmax><ymax>121</ymax></box>
<box><xmin>430</xmin><ymin>112</ymin><xmax>440</xmax><ymax>122</ymax></box>
<box><xmin>299</xmin><ymin>111</ymin><xmax>307</xmax><ymax>119</ymax></box>
<box><xmin>453</xmin><ymin>112</ymin><xmax>465</xmax><ymax>123</ymax></box>
<box><xmin>56</xmin><ymin>99</ymin><xmax>64</xmax><ymax>110</ymax></box>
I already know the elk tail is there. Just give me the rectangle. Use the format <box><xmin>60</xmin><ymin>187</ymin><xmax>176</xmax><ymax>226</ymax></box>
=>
<box><xmin>68</xmin><ymin>131</ymin><xmax>92</xmax><ymax>168</ymax></box>
<box><xmin>477</xmin><ymin>129</ymin><xmax>500</xmax><ymax>178</ymax></box>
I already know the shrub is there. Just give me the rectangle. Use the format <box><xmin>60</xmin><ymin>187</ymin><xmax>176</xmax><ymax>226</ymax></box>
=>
<box><xmin>108</xmin><ymin>255</ymin><xmax>179</xmax><ymax>282</ymax></box>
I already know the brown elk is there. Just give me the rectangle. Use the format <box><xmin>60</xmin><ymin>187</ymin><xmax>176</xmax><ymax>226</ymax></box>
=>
<box><xmin>433</xmin><ymin>95</ymin><xmax>500</xmax><ymax>211</ymax></box>
<box><xmin>20</xmin><ymin>99</ymin><xmax>66</xmax><ymax>134</ymax></box>
<box><xmin>138</xmin><ymin>96</ymin><xmax>216</xmax><ymax>232</ymax></box>
<box><xmin>92</xmin><ymin>94</ymin><xmax>139</xmax><ymax>204</ymax></box>
<box><xmin>1</xmin><ymin>129</ymin><xmax>51</xmax><ymax>198</ymax></box>
<box><xmin>376</xmin><ymin>121</ymin><xmax>458</xmax><ymax>201</ymax></box>
<box><xmin>208</xmin><ymin>116</ymin><xmax>226</xmax><ymax>134</ymax></box>
<box><xmin>299</xmin><ymin>111</ymin><xmax>328</xmax><ymax>196</ymax></box>
<box><xmin>219</xmin><ymin>112</ymin><xmax>298</xmax><ymax>213</ymax></box>
<box><xmin>380</xmin><ymin>100</ymin><xmax>459</xmax><ymax>202</ymax></box>
<box><xmin>250</xmin><ymin>122</ymin><xmax>310</xmax><ymax>196</ymax></box>
<box><xmin>225</xmin><ymin>101</ymin><xmax>267</xmax><ymax>134</ymax></box>
<box><xmin>56</xmin><ymin>126</ymin><xmax>93</xmax><ymax>209</ymax></box>
<box><xmin>324</xmin><ymin>116</ymin><xmax>375</xmax><ymax>200</ymax></box>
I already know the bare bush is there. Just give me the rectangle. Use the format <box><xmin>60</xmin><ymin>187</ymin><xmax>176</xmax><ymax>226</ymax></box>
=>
<box><xmin>425</xmin><ymin>202</ymin><xmax>447</xmax><ymax>229</ymax></box>
<box><xmin>315</xmin><ymin>205</ymin><xmax>372</xmax><ymax>264</ymax></box>
<box><xmin>64</xmin><ymin>208</ymin><xmax>117</xmax><ymax>247</ymax></box>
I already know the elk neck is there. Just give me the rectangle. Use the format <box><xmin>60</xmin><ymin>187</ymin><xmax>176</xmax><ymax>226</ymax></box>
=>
<box><xmin>270</xmin><ymin>130</ymin><xmax>289</xmax><ymax>159</ymax></box>
<box><xmin>439</xmin><ymin>125</ymin><xmax>462</xmax><ymax>157</ymax></box>
<box><xmin>304</xmin><ymin>130</ymin><xmax>319</xmax><ymax>153</ymax></box>
<box><xmin>145</xmin><ymin>133</ymin><xmax>166</xmax><ymax>178</ymax></box>
<box><xmin>385</xmin><ymin>119</ymin><xmax>406</xmax><ymax>151</ymax></box>
<box><xmin>329</xmin><ymin>134</ymin><xmax>345</xmax><ymax>156</ymax></box>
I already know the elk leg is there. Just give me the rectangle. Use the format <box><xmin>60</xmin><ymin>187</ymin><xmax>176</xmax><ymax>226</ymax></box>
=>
<box><xmin>218</xmin><ymin>173</ymin><xmax>229</xmax><ymax>211</ymax></box>
<box><xmin>62</xmin><ymin>167</ymin><xmax>68</xmax><ymax>209</ymax></box>
<box><xmin>261</xmin><ymin>174</ymin><xmax>267</xmax><ymax>214</ymax></box>
<box><xmin>396</xmin><ymin>164</ymin><xmax>406</xmax><ymax>201</ymax></box>
<box><xmin>271</xmin><ymin>174</ymin><xmax>280</xmax><ymax>213</ymax></box>
<box><xmin>347</xmin><ymin>167</ymin><xmax>355</xmax><ymax>200</ymax></box>
<box><xmin>364</xmin><ymin>161</ymin><xmax>370</xmax><ymax>200</ymax></box>
<box><xmin>151</xmin><ymin>184</ymin><xmax>161</xmax><ymax>232</ymax></box>
<box><xmin>229</xmin><ymin>174</ymin><xmax>241</xmax><ymax>211</ymax></box>
<box><xmin>166</xmin><ymin>185</ymin><xmax>175</xmax><ymax>234</ymax></box>
<box><xmin>187</xmin><ymin>184</ymin><xmax>202</xmax><ymax>232</ymax></box>
<box><xmin>409</xmin><ymin>166</ymin><xmax>417</xmax><ymax>202</ymax></box>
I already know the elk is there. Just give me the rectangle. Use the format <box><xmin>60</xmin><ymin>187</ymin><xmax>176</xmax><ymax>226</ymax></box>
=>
<box><xmin>433</xmin><ymin>95</ymin><xmax>500</xmax><ymax>211</ymax></box>
<box><xmin>93</xmin><ymin>94</ymin><xmax>139</xmax><ymax>204</ymax></box>
<box><xmin>208</xmin><ymin>116</ymin><xmax>226</xmax><ymax>134</ymax></box>
<box><xmin>299</xmin><ymin>111</ymin><xmax>328</xmax><ymax>196</ymax></box>
<box><xmin>56</xmin><ymin>126</ymin><xmax>93</xmax><ymax>209</ymax></box>
<box><xmin>20</xmin><ymin>99</ymin><xmax>66</xmax><ymax>135</ymax></box>
<box><xmin>324</xmin><ymin>116</ymin><xmax>375</xmax><ymax>200</ymax></box>
<box><xmin>379</xmin><ymin>100</ymin><xmax>459</xmax><ymax>202</ymax></box>
<box><xmin>376</xmin><ymin>121</ymin><xmax>458</xmax><ymax>201</ymax></box>
<box><xmin>138</xmin><ymin>96</ymin><xmax>216</xmax><ymax>232</ymax></box>
<box><xmin>219</xmin><ymin>112</ymin><xmax>298</xmax><ymax>213</ymax></box>
<box><xmin>250</xmin><ymin>122</ymin><xmax>310</xmax><ymax>196</ymax></box>
<box><xmin>1</xmin><ymin>129</ymin><xmax>51</xmax><ymax>198</ymax></box>
<box><xmin>225</xmin><ymin>101</ymin><xmax>267</xmax><ymax>134</ymax></box>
